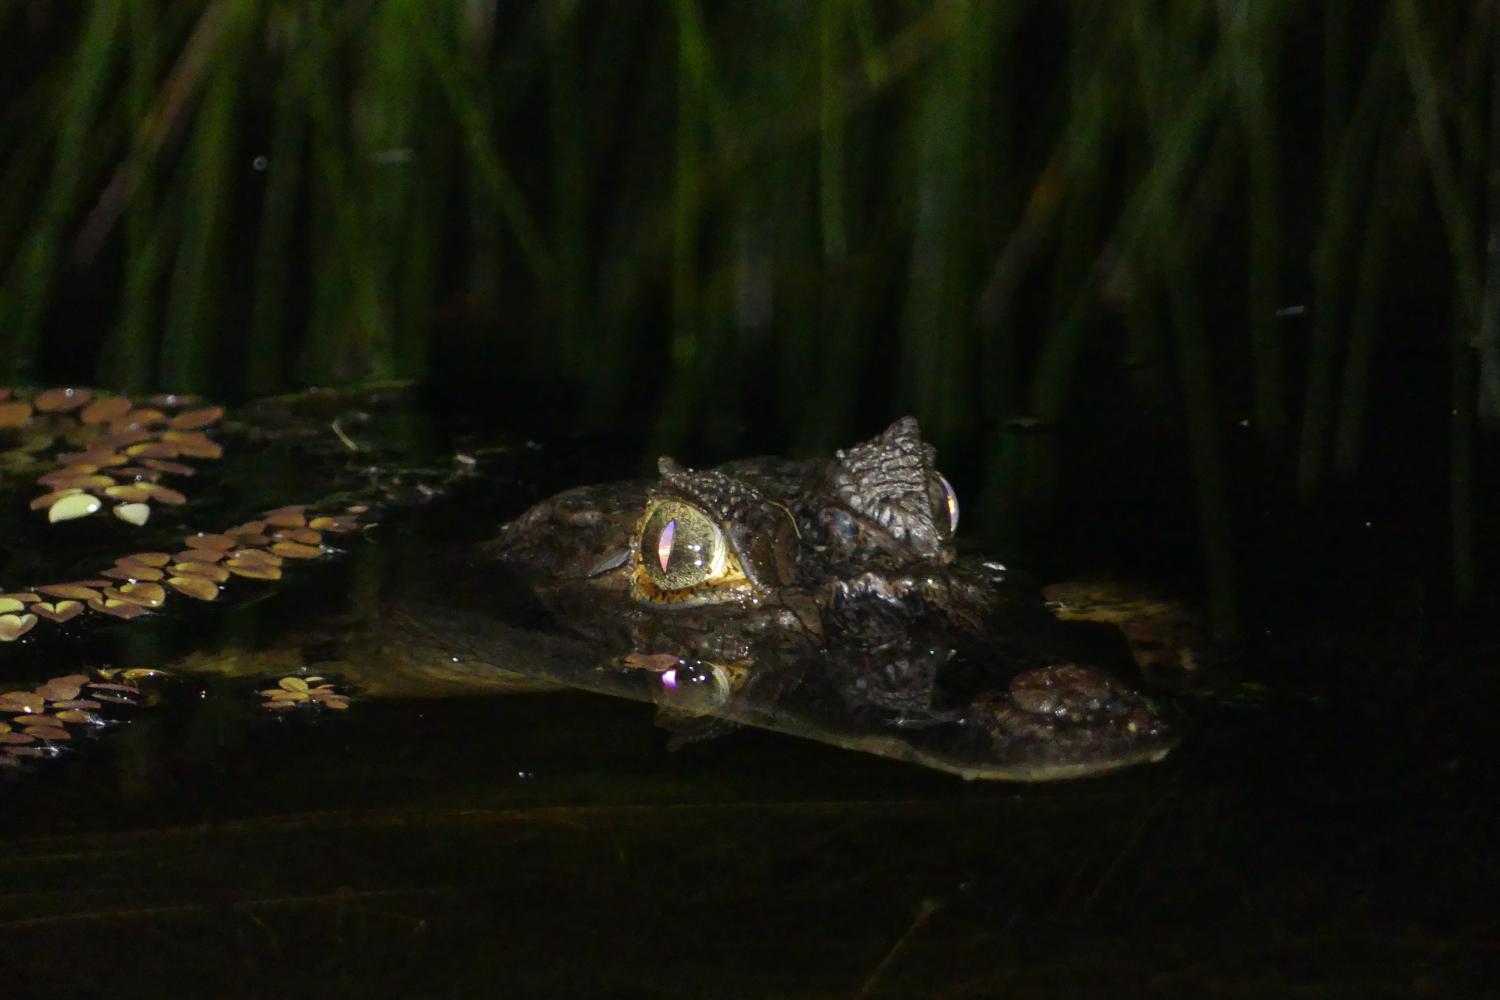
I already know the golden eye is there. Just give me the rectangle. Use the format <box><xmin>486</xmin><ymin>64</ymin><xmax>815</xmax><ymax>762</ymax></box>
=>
<box><xmin>638</xmin><ymin>500</ymin><xmax>727</xmax><ymax>592</ymax></box>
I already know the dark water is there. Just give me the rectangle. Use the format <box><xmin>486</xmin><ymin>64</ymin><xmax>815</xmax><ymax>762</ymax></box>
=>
<box><xmin>0</xmin><ymin>405</ymin><xmax>1495</xmax><ymax>999</ymax></box>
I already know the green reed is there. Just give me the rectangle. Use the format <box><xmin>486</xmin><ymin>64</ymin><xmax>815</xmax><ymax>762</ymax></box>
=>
<box><xmin>0</xmin><ymin>1</ymin><xmax>1493</xmax><ymax>624</ymax></box>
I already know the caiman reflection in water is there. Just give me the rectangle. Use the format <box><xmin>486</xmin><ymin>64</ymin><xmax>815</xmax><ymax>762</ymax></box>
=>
<box><xmin>0</xmin><ymin>388</ymin><xmax>1174</xmax><ymax>781</ymax></box>
<box><xmin>487</xmin><ymin>417</ymin><xmax>1174</xmax><ymax>780</ymax></box>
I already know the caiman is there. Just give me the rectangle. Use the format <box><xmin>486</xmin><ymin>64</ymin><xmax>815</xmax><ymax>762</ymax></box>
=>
<box><xmin>0</xmin><ymin>386</ymin><xmax>1180</xmax><ymax>781</ymax></box>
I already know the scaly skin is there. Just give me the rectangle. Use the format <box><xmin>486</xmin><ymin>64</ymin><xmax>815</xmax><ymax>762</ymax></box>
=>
<box><xmin>493</xmin><ymin>418</ymin><xmax>1176</xmax><ymax>780</ymax></box>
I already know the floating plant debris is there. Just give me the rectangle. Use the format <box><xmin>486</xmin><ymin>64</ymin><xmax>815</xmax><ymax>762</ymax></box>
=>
<box><xmin>113</xmin><ymin>503</ymin><xmax>151</xmax><ymax>525</ymax></box>
<box><xmin>47</xmin><ymin>492</ymin><xmax>102</xmax><ymax>523</ymax></box>
<box><xmin>35</xmin><ymin>676</ymin><xmax>86</xmax><ymax>701</ymax></box>
<box><xmin>80</xmin><ymin>396</ymin><xmax>133</xmax><ymax>424</ymax></box>
<box><xmin>170</xmin><ymin>561</ymin><xmax>230</xmax><ymax>582</ymax></box>
<box><xmin>0</xmin><ymin>669</ymin><xmax>162</xmax><ymax>768</ymax></box>
<box><xmin>33</xmin><ymin>387</ymin><xmax>91</xmax><ymax>413</ymax></box>
<box><xmin>87</xmin><ymin>597</ymin><xmax>145</xmax><ymax>620</ymax></box>
<box><xmin>103</xmin><ymin>564</ymin><xmax>165</xmax><ymax>582</ymax></box>
<box><xmin>38</xmin><ymin>584</ymin><xmax>102</xmax><ymax>601</ymax></box>
<box><xmin>0</xmin><ymin>400</ymin><xmax>33</xmax><ymax>428</ymax></box>
<box><xmin>31</xmin><ymin>601</ymin><xmax>83</xmax><ymax>623</ymax></box>
<box><xmin>0</xmin><ymin>613</ymin><xmax>37</xmax><ymax>642</ymax></box>
<box><xmin>142</xmin><ymin>458</ymin><xmax>194</xmax><ymax>476</ymax></box>
<box><xmin>258</xmin><ymin>676</ymin><xmax>352</xmax><ymax>712</ymax></box>
<box><xmin>264</xmin><ymin>506</ymin><xmax>307</xmax><ymax>528</ymax></box>
<box><xmin>0</xmin><ymin>690</ymin><xmax>46</xmax><ymax>713</ymax></box>
<box><xmin>270</xmin><ymin>541</ymin><xmax>323</xmax><ymax>560</ymax></box>
<box><xmin>166</xmin><ymin>576</ymin><xmax>219</xmax><ymax>601</ymax></box>
<box><xmin>225</xmin><ymin>558</ymin><xmax>281</xmax><ymax>581</ymax></box>
<box><xmin>1</xmin><ymin>390</ymin><xmax>383</xmax><ymax>647</ymax></box>
<box><xmin>104</xmin><ymin>582</ymin><xmax>166</xmax><ymax>608</ymax></box>
<box><xmin>168</xmin><ymin>406</ymin><xmax>224</xmax><ymax>430</ymax></box>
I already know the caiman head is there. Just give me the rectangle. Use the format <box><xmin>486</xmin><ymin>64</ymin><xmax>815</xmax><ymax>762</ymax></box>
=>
<box><xmin>494</xmin><ymin>418</ymin><xmax>1176</xmax><ymax>780</ymax></box>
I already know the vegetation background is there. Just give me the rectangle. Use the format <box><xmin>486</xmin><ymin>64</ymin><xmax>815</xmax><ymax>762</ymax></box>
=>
<box><xmin>1</xmin><ymin>0</ymin><xmax>1496</xmax><ymax>638</ymax></box>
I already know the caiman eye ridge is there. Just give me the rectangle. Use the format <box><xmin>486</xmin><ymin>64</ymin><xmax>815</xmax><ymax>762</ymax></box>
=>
<box><xmin>632</xmin><ymin>498</ymin><xmax>755</xmax><ymax>605</ymax></box>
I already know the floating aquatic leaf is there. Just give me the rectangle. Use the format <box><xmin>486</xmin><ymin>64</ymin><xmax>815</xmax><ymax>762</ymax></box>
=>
<box><xmin>141</xmin><ymin>458</ymin><xmax>194</xmax><ymax>476</ymax></box>
<box><xmin>278</xmin><ymin>676</ymin><xmax>310</xmax><ymax>693</ymax></box>
<box><xmin>37</xmin><ymin>584</ymin><xmax>102</xmax><ymax>601</ymax></box>
<box><xmin>45</xmin><ymin>475</ymin><xmax>117</xmax><ymax>493</ymax></box>
<box><xmin>34</xmin><ymin>387</ymin><xmax>91</xmax><ymax>412</ymax></box>
<box><xmin>144</xmin><ymin>484</ymin><xmax>187</xmax><ymax>505</ymax></box>
<box><xmin>0</xmin><ymin>401</ymin><xmax>33</xmax><ymax>428</ymax></box>
<box><xmin>0</xmin><ymin>732</ymin><xmax>36</xmax><ymax>745</ymax></box>
<box><xmin>24</xmin><ymin>726</ymin><xmax>70</xmax><ymax>741</ymax></box>
<box><xmin>309</xmin><ymin>515</ymin><xmax>361</xmax><ymax>533</ymax></box>
<box><xmin>167</xmin><ymin>576</ymin><xmax>218</xmax><ymax>601</ymax></box>
<box><xmin>54</xmin><ymin>709</ymin><xmax>99</xmax><ymax>724</ymax></box>
<box><xmin>124</xmin><ymin>552</ymin><xmax>172</xmax><ymax>567</ymax></box>
<box><xmin>30</xmin><ymin>488</ymin><xmax>83</xmax><ymax>511</ymax></box>
<box><xmin>103</xmin><ymin>564</ymin><xmax>165</xmax><ymax>582</ymax></box>
<box><xmin>169</xmin><ymin>406</ymin><xmax>224</xmax><ymax>430</ymax></box>
<box><xmin>173</xmin><ymin>548</ymin><xmax>224</xmax><ymax>564</ymax></box>
<box><xmin>264</xmin><ymin>506</ymin><xmax>307</xmax><ymax>528</ymax></box>
<box><xmin>225</xmin><ymin>562</ymin><xmax>283</xmax><ymax>580</ymax></box>
<box><xmin>0</xmin><ymin>592</ymin><xmax>39</xmax><ymax>603</ymax></box>
<box><xmin>38</xmin><ymin>468</ymin><xmax>97</xmax><ymax>486</ymax></box>
<box><xmin>90</xmin><ymin>692</ymin><xmax>139</xmax><ymax>704</ymax></box>
<box><xmin>99</xmin><ymin>428</ymin><xmax>154</xmax><ymax>449</ymax></box>
<box><xmin>109</xmin><ymin>407</ymin><xmax>165</xmax><ymax>431</ymax></box>
<box><xmin>276</xmin><ymin>528</ymin><xmax>323</xmax><ymax>546</ymax></box>
<box><xmin>185</xmin><ymin>533</ymin><xmax>236</xmax><ymax>551</ymax></box>
<box><xmin>170</xmin><ymin>561</ymin><xmax>230</xmax><ymax>582</ymax></box>
<box><xmin>104</xmin><ymin>582</ymin><xmax>166</xmax><ymax>608</ymax></box>
<box><xmin>0</xmin><ymin>598</ymin><xmax>25</xmax><ymax>614</ymax></box>
<box><xmin>104</xmin><ymin>484</ymin><xmax>153</xmax><ymax>503</ymax></box>
<box><xmin>87</xmin><ymin>598</ymin><xmax>145</xmax><ymax>620</ymax></box>
<box><xmin>0</xmin><ymin>613</ymin><xmax>38</xmax><ymax>642</ymax></box>
<box><xmin>80</xmin><ymin>397</ymin><xmax>132</xmax><ymax>424</ymax></box>
<box><xmin>59</xmin><ymin>449</ymin><xmax>127</xmax><ymax>467</ymax></box>
<box><xmin>51</xmin><ymin>699</ymin><xmax>101</xmax><ymax>710</ymax></box>
<box><xmin>230</xmin><ymin>548</ymin><xmax>282</xmax><ymax>566</ymax></box>
<box><xmin>36</xmin><ymin>678</ymin><xmax>82</xmax><ymax>701</ymax></box>
<box><xmin>161</xmin><ymin>431</ymin><xmax>222</xmax><ymax>459</ymax></box>
<box><xmin>126</xmin><ymin>441</ymin><xmax>179</xmax><ymax>459</ymax></box>
<box><xmin>271</xmin><ymin>541</ymin><xmax>322</xmax><ymax>560</ymax></box>
<box><xmin>87</xmin><ymin>681</ymin><xmax>140</xmax><ymax>693</ymax></box>
<box><xmin>0</xmin><ymin>691</ymin><xmax>46</xmax><ymax>713</ymax></box>
<box><xmin>48</xmin><ymin>493</ymin><xmax>102</xmax><ymax>523</ymax></box>
<box><xmin>31</xmin><ymin>600</ymin><xmax>83</xmax><ymax>623</ymax></box>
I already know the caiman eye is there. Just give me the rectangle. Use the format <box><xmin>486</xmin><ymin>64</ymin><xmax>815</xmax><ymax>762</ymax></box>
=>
<box><xmin>932</xmin><ymin>474</ymin><xmax>959</xmax><ymax>536</ymax></box>
<box><xmin>638</xmin><ymin>500</ymin><xmax>726</xmax><ymax>591</ymax></box>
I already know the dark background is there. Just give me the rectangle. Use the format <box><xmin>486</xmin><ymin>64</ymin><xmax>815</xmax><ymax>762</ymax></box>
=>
<box><xmin>2</xmin><ymin>5</ymin><xmax>1500</xmax><ymax>997</ymax></box>
<box><xmin>1</xmin><ymin>1</ymin><xmax>1496</xmax><ymax>639</ymax></box>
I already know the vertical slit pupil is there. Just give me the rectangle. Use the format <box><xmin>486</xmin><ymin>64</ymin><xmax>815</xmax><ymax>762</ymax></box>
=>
<box><xmin>657</xmin><ymin>518</ymin><xmax>677</xmax><ymax>573</ymax></box>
